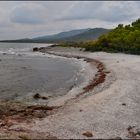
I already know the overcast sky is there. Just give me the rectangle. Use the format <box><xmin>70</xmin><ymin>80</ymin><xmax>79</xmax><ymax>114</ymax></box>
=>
<box><xmin>0</xmin><ymin>1</ymin><xmax>140</xmax><ymax>40</ymax></box>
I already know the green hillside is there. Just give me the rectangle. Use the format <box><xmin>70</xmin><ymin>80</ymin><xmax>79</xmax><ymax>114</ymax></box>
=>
<box><xmin>66</xmin><ymin>18</ymin><xmax>140</xmax><ymax>55</ymax></box>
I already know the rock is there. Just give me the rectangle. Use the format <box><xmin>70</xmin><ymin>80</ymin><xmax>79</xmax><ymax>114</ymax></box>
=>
<box><xmin>39</xmin><ymin>47</ymin><xmax>45</xmax><ymax>50</ymax></box>
<box><xmin>18</xmin><ymin>54</ymin><xmax>22</xmax><ymax>56</ymax></box>
<box><xmin>49</xmin><ymin>44</ymin><xmax>59</xmax><ymax>47</ymax></box>
<box><xmin>127</xmin><ymin>125</ymin><xmax>135</xmax><ymax>131</ymax></box>
<box><xmin>41</xmin><ymin>96</ymin><xmax>48</xmax><ymax>100</ymax></box>
<box><xmin>0</xmin><ymin>121</ymin><xmax>4</xmax><ymax>127</ymax></box>
<box><xmin>33</xmin><ymin>93</ymin><xmax>41</xmax><ymax>99</ymax></box>
<box><xmin>82</xmin><ymin>131</ymin><xmax>93</xmax><ymax>137</ymax></box>
<box><xmin>33</xmin><ymin>47</ymin><xmax>38</xmax><ymax>52</ymax></box>
<box><xmin>18</xmin><ymin>135</ymin><xmax>30</xmax><ymax>140</ymax></box>
<box><xmin>122</xmin><ymin>103</ymin><xmax>126</xmax><ymax>106</ymax></box>
<box><xmin>33</xmin><ymin>93</ymin><xmax>48</xmax><ymax>100</ymax></box>
<box><xmin>105</xmin><ymin>71</ymin><xmax>110</xmax><ymax>74</ymax></box>
<box><xmin>127</xmin><ymin>125</ymin><xmax>137</xmax><ymax>138</ymax></box>
<box><xmin>22</xmin><ymin>67</ymin><xmax>27</xmax><ymax>69</ymax></box>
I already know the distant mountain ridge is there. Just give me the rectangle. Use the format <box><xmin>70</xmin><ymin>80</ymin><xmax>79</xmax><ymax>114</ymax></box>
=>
<box><xmin>32</xmin><ymin>28</ymin><xmax>90</xmax><ymax>41</ymax></box>
<box><xmin>60</xmin><ymin>28</ymin><xmax>111</xmax><ymax>41</ymax></box>
<box><xmin>0</xmin><ymin>28</ymin><xmax>111</xmax><ymax>43</ymax></box>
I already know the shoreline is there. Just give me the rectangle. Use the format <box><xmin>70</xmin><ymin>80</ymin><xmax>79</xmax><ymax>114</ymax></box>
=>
<box><xmin>1</xmin><ymin>47</ymin><xmax>140</xmax><ymax>139</ymax></box>
<box><xmin>0</xmin><ymin>47</ymin><xmax>112</xmax><ymax>139</ymax></box>
<box><xmin>38</xmin><ymin>47</ymin><xmax>109</xmax><ymax>106</ymax></box>
<box><xmin>0</xmin><ymin>47</ymin><xmax>108</xmax><ymax>117</ymax></box>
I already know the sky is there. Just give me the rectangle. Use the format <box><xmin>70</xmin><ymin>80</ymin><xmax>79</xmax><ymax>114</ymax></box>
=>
<box><xmin>0</xmin><ymin>1</ymin><xmax>140</xmax><ymax>40</ymax></box>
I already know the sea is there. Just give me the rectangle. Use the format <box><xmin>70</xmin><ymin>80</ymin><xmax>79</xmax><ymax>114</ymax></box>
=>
<box><xmin>0</xmin><ymin>43</ymin><xmax>84</xmax><ymax>104</ymax></box>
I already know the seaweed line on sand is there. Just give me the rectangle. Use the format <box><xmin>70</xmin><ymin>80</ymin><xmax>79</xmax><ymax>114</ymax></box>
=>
<box><xmin>0</xmin><ymin>47</ymin><xmax>108</xmax><ymax>130</ymax></box>
<box><xmin>38</xmin><ymin>47</ymin><xmax>107</xmax><ymax>99</ymax></box>
<box><xmin>0</xmin><ymin>47</ymin><xmax>113</xmax><ymax>139</ymax></box>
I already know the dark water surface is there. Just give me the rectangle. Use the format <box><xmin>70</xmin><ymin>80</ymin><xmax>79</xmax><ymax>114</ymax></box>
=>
<box><xmin>0</xmin><ymin>43</ymin><xmax>84</xmax><ymax>102</ymax></box>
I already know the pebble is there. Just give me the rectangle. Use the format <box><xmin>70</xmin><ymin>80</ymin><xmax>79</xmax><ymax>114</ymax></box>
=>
<box><xmin>82</xmin><ymin>131</ymin><xmax>93</xmax><ymax>137</ymax></box>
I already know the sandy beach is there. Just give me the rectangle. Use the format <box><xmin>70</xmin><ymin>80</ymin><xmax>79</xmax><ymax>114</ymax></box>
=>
<box><xmin>0</xmin><ymin>47</ymin><xmax>140</xmax><ymax>139</ymax></box>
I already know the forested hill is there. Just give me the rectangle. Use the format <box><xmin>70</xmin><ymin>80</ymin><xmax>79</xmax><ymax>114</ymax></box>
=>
<box><xmin>70</xmin><ymin>18</ymin><xmax>140</xmax><ymax>55</ymax></box>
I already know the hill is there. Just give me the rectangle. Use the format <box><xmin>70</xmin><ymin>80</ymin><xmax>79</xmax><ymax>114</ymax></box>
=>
<box><xmin>69</xmin><ymin>18</ymin><xmax>140</xmax><ymax>55</ymax></box>
<box><xmin>0</xmin><ymin>28</ymin><xmax>110</xmax><ymax>43</ymax></box>
<box><xmin>32</xmin><ymin>28</ymin><xmax>89</xmax><ymax>41</ymax></box>
<box><xmin>60</xmin><ymin>28</ymin><xmax>110</xmax><ymax>42</ymax></box>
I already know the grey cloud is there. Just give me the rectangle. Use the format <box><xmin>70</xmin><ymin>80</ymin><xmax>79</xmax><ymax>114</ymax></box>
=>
<box><xmin>10</xmin><ymin>4</ymin><xmax>47</xmax><ymax>24</ymax></box>
<box><xmin>9</xmin><ymin>2</ymin><xmax>74</xmax><ymax>25</ymax></box>
<box><xmin>59</xmin><ymin>1</ymin><xmax>140</xmax><ymax>23</ymax></box>
<box><xmin>0</xmin><ymin>1</ymin><xmax>140</xmax><ymax>40</ymax></box>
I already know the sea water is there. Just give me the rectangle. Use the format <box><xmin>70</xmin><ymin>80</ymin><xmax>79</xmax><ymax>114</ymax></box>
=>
<box><xmin>0</xmin><ymin>43</ymin><xmax>84</xmax><ymax>103</ymax></box>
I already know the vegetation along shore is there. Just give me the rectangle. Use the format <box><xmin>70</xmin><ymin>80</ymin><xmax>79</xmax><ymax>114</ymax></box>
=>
<box><xmin>60</xmin><ymin>18</ymin><xmax>140</xmax><ymax>55</ymax></box>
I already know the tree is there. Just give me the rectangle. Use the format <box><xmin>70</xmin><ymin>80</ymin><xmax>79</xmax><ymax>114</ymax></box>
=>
<box><xmin>132</xmin><ymin>18</ymin><xmax>140</xmax><ymax>28</ymax></box>
<box><xmin>117</xmin><ymin>24</ymin><xmax>123</xmax><ymax>28</ymax></box>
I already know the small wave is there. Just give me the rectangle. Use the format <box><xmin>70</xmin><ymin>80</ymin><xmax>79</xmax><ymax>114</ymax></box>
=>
<box><xmin>0</xmin><ymin>50</ymin><xmax>6</xmax><ymax>54</ymax></box>
<box><xmin>0</xmin><ymin>47</ymin><xmax>30</xmax><ymax>55</ymax></box>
